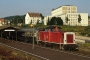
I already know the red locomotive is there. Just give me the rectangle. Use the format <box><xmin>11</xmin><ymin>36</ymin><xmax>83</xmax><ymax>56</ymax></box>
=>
<box><xmin>37</xmin><ymin>26</ymin><xmax>78</xmax><ymax>50</ymax></box>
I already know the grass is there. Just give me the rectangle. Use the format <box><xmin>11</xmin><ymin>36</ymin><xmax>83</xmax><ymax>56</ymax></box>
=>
<box><xmin>78</xmin><ymin>43</ymin><xmax>90</xmax><ymax>55</ymax></box>
<box><xmin>0</xmin><ymin>44</ymin><xmax>40</xmax><ymax>60</ymax></box>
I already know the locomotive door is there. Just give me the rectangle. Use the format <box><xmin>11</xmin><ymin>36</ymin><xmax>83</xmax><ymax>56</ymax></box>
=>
<box><xmin>64</xmin><ymin>32</ymin><xmax>75</xmax><ymax>44</ymax></box>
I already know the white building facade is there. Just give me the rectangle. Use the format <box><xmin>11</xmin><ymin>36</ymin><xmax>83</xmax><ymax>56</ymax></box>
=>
<box><xmin>44</xmin><ymin>16</ymin><xmax>52</xmax><ymax>25</ymax></box>
<box><xmin>60</xmin><ymin>13</ymin><xmax>88</xmax><ymax>26</ymax></box>
<box><xmin>52</xmin><ymin>5</ymin><xmax>77</xmax><ymax>16</ymax></box>
<box><xmin>25</xmin><ymin>12</ymin><xmax>42</xmax><ymax>25</ymax></box>
<box><xmin>44</xmin><ymin>5</ymin><xmax>88</xmax><ymax>26</ymax></box>
<box><xmin>0</xmin><ymin>18</ymin><xmax>4</xmax><ymax>26</ymax></box>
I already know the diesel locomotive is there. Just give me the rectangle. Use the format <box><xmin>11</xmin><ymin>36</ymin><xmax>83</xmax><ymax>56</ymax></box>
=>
<box><xmin>37</xmin><ymin>26</ymin><xmax>78</xmax><ymax>50</ymax></box>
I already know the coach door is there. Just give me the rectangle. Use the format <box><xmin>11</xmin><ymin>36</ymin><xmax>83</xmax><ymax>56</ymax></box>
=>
<box><xmin>64</xmin><ymin>32</ymin><xmax>75</xmax><ymax>44</ymax></box>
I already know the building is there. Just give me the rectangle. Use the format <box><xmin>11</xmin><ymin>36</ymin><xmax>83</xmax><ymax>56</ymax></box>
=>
<box><xmin>25</xmin><ymin>12</ymin><xmax>42</xmax><ymax>25</ymax></box>
<box><xmin>44</xmin><ymin>5</ymin><xmax>88</xmax><ymax>26</ymax></box>
<box><xmin>0</xmin><ymin>18</ymin><xmax>4</xmax><ymax>26</ymax></box>
<box><xmin>44</xmin><ymin>16</ymin><xmax>52</xmax><ymax>25</ymax></box>
<box><xmin>52</xmin><ymin>5</ymin><xmax>77</xmax><ymax>16</ymax></box>
<box><xmin>61</xmin><ymin>13</ymin><xmax>88</xmax><ymax>26</ymax></box>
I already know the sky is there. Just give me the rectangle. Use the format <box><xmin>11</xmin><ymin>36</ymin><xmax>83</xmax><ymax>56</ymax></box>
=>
<box><xmin>0</xmin><ymin>0</ymin><xmax>90</xmax><ymax>18</ymax></box>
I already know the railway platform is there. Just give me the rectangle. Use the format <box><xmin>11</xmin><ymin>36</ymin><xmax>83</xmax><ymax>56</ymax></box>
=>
<box><xmin>75</xmin><ymin>36</ymin><xmax>90</xmax><ymax>43</ymax></box>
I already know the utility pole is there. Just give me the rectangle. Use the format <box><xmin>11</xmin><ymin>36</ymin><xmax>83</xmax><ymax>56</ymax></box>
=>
<box><xmin>16</xmin><ymin>30</ymin><xmax>17</xmax><ymax>42</ymax></box>
<box><xmin>32</xmin><ymin>16</ymin><xmax>34</xmax><ymax>49</ymax></box>
<box><xmin>30</xmin><ymin>24</ymin><xmax>35</xmax><ymax>49</ymax></box>
<box><xmin>1</xmin><ymin>31</ymin><xmax>2</xmax><ymax>43</ymax></box>
<box><xmin>32</xmin><ymin>25</ymin><xmax>34</xmax><ymax>49</ymax></box>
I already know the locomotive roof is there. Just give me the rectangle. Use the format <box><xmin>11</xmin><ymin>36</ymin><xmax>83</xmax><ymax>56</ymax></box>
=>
<box><xmin>46</xmin><ymin>25</ymin><xmax>62</xmax><ymax>29</ymax></box>
<box><xmin>18</xmin><ymin>28</ymin><xmax>37</xmax><ymax>32</ymax></box>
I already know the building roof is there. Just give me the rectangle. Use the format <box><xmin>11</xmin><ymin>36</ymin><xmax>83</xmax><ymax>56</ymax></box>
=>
<box><xmin>27</xmin><ymin>12</ymin><xmax>41</xmax><ymax>17</ymax></box>
<box><xmin>52</xmin><ymin>5</ymin><xmax>76</xmax><ymax>11</ymax></box>
<box><xmin>0</xmin><ymin>18</ymin><xmax>4</xmax><ymax>22</ymax></box>
<box><xmin>0</xmin><ymin>26</ymin><xmax>20</xmax><ymax>31</ymax></box>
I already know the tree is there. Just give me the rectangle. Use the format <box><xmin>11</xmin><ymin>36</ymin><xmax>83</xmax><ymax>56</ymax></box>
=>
<box><xmin>36</xmin><ymin>19</ymin><xmax>40</xmax><ymax>24</ymax></box>
<box><xmin>40</xmin><ymin>13</ymin><xmax>44</xmax><ymax>20</ymax></box>
<box><xmin>65</xmin><ymin>16</ymin><xmax>69</xmax><ymax>23</ymax></box>
<box><xmin>48</xmin><ymin>17</ymin><xmax>63</xmax><ymax>25</ymax></box>
<box><xmin>30</xmin><ymin>20</ymin><xmax>32</xmax><ymax>24</ymax></box>
<box><xmin>21</xmin><ymin>15</ymin><xmax>25</xmax><ymax>24</ymax></box>
<box><xmin>4</xmin><ymin>15</ymin><xmax>25</xmax><ymax>26</ymax></box>
<box><xmin>88</xmin><ymin>16</ymin><xmax>90</xmax><ymax>18</ymax></box>
<box><xmin>57</xmin><ymin>17</ymin><xmax>63</xmax><ymax>25</ymax></box>
<box><xmin>78</xmin><ymin>14</ymin><xmax>82</xmax><ymax>23</ymax></box>
<box><xmin>47</xmin><ymin>17</ymin><xmax>50</xmax><ymax>25</ymax></box>
<box><xmin>49</xmin><ymin>17</ymin><xmax>57</xmax><ymax>25</ymax></box>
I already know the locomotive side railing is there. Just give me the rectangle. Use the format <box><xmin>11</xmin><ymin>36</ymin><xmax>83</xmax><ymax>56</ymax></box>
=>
<box><xmin>22</xmin><ymin>31</ymin><xmax>38</xmax><ymax>37</ymax></box>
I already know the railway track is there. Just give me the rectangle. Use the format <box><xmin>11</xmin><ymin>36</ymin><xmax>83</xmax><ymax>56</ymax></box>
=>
<box><xmin>1</xmin><ymin>37</ymin><xmax>90</xmax><ymax>59</ymax></box>
<box><xmin>1</xmin><ymin>38</ymin><xmax>90</xmax><ymax>60</ymax></box>
<box><xmin>16</xmin><ymin>41</ymin><xmax>90</xmax><ymax>59</ymax></box>
<box><xmin>36</xmin><ymin>43</ymin><xmax>90</xmax><ymax>58</ymax></box>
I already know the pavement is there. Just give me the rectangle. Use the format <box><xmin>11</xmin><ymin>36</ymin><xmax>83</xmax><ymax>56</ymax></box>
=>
<box><xmin>75</xmin><ymin>36</ymin><xmax>90</xmax><ymax>43</ymax></box>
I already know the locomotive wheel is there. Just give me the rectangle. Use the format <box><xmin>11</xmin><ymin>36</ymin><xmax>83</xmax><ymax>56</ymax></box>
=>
<box><xmin>50</xmin><ymin>43</ymin><xmax>54</xmax><ymax>48</ymax></box>
<box><xmin>63</xmin><ymin>44</ymin><xmax>78</xmax><ymax>51</ymax></box>
<box><xmin>38</xmin><ymin>41</ymin><xmax>43</xmax><ymax>46</ymax></box>
<box><xmin>63</xmin><ymin>45</ymin><xmax>69</xmax><ymax>51</ymax></box>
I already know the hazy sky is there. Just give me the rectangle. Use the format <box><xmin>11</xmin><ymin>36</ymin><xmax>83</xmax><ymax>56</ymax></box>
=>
<box><xmin>0</xmin><ymin>0</ymin><xmax>90</xmax><ymax>18</ymax></box>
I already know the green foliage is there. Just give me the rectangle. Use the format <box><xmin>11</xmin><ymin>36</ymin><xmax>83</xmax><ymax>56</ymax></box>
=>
<box><xmin>30</xmin><ymin>20</ymin><xmax>32</xmax><ymax>24</ymax></box>
<box><xmin>35</xmin><ymin>23</ymin><xmax>44</xmax><ymax>27</ymax></box>
<box><xmin>80</xmin><ymin>26</ymin><xmax>90</xmax><ymax>36</ymax></box>
<box><xmin>49</xmin><ymin>17</ymin><xmax>56</xmax><ymax>25</ymax></box>
<box><xmin>40</xmin><ymin>13</ymin><xmax>44</xmax><ymax>20</ymax></box>
<box><xmin>78</xmin><ymin>43</ymin><xmax>90</xmax><ymax>50</ymax></box>
<box><xmin>60</xmin><ymin>26</ymin><xmax>90</xmax><ymax>37</ymax></box>
<box><xmin>85</xmin><ymin>26</ymin><xmax>90</xmax><ymax>32</ymax></box>
<box><xmin>48</xmin><ymin>17</ymin><xmax>63</xmax><ymax>25</ymax></box>
<box><xmin>21</xmin><ymin>24</ymin><xmax>30</xmax><ymax>28</ymax></box>
<box><xmin>47</xmin><ymin>17</ymin><xmax>50</xmax><ymax>25</ymax></box>
<box><xmin>65</xmin><ymin>16</ymin><xmax>69</xmax><ymax>23</ymax></box>
<box><xmin>4</xmin><ymin>15</ymin><xmax>25</xmax><ymax>26</ymax></box>
<box><xmin>36</xmin><ymin>19</ymin><xmax>40</xmax><ymax>24</ymax></box>
<box><xmin>57</xmin><ymin>17</ymin><xmax>63</xmax><ymax>25</ymax></box>
<box><xmin>78</xmin><ymin>14</ymin><xmax>82</xmax><ymax>23</ymax></box>
<box><xmin>60</xmin><ymin>26</ymin><xmax>85</xmax><ymax>32</ymax></box>
<box><xmin>78</xmin><ymin>43</ymin><xmax>90</xmax><ymax>53</ymax></box>
<box><xmin>88</xmin><ymin>16</ymin><xmax>90</xmax><ymax>18</ymax></box>
<box><xmin>47</xmin><ymin>19</ymin><xmax>50</xmax><ymax>25</ymax></box>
